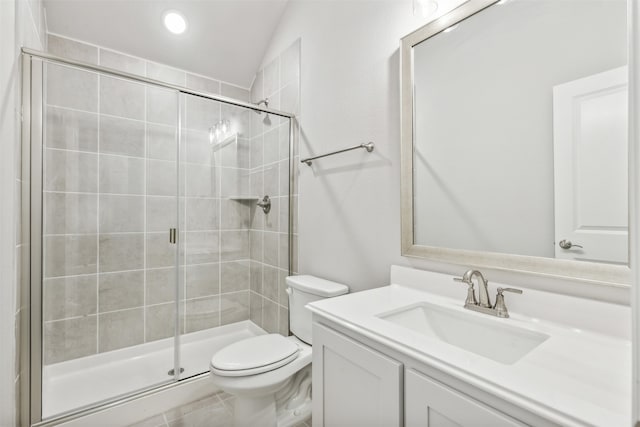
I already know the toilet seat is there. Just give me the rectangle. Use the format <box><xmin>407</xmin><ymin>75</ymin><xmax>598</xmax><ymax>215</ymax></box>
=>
<box><xmin>210</xmin><ymin>334</ymin><xmax>300</xmax><ymax>377</ymax></box>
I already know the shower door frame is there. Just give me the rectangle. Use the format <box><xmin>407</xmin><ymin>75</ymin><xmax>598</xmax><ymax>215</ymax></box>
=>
<box><xmin>21</xmin><ymin>48</ymin><xmax>296</xmax><ymax>427</ymax></box>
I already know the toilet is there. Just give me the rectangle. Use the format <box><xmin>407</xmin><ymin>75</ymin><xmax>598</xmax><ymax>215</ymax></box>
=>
<box><xmin>209</xmin><ymin>275</ymin><xmax>349</xmax><ymax>427</ymax></box>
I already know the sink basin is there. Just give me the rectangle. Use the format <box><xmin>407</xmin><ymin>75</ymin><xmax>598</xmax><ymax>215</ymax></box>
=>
<box><xmin>378</xmin><ymin>302</ymin><xmax>549</xmax><ymax>364</ymax></box>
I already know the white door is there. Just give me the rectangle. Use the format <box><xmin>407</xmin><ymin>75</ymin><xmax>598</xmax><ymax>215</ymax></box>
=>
<box><xmin>553</xmin><ymin>66</ymin><xmax>628</xmax><ymax>264</ymax></box>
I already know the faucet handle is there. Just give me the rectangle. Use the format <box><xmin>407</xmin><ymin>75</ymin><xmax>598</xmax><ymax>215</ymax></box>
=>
<box><xmin>454</xmin><ymin>277</ymin><xmax>477</xmax><ymax>307</ymax></box>
<box><xmin>497</xmin><ymin>287</ymin><xmax>523</xmax><ymax>295</ymax></box>
<box><xmin>494</xmin><ymin>287</ymin><xmax>522</xmax><ymax>318</ymax></box>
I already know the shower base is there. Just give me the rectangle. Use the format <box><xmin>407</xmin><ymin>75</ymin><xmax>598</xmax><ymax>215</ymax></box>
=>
<box><xmin>42</xmin><ymin>320</ymin><xmax>266</xmax><ymax>419</ymax></box>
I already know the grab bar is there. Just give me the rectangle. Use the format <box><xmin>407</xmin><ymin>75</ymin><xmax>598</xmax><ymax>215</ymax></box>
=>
<box><xmin>301</xmin><ymin>142</ymin><xmax>375</xmax><ymax>166</ymax></box>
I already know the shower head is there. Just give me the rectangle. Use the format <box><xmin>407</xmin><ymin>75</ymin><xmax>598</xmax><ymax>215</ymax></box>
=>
<box><xmin>254</xmin><ymin>98</ymin><xmax>269</xmax><ymax>114</ymax></box>
<box><xmin>254</xmin><ymin>98</ymin><xmax>271</xmax><ymax>125</ymax></box>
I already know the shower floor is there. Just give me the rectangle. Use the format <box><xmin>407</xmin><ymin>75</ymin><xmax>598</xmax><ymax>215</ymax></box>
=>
<box><xmin>42</xmin><ymin>320</ymin><xmax>266</xmax><ymax>418</ymax></box>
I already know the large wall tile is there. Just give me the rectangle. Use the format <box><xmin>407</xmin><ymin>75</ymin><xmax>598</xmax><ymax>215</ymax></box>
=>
<box><xmin>185</xmin><ymin>130</ymin><xmax>213</xmax><ymax>166</ymax></box>
<box><xmin>100</xmin><ymin>76</ymin><xmax>145</xmax><ymax>120</ymax></box>
<box><xmin>147</xmin><ymin>159</ymin><xmax>177</xmax><ymax>196</ymax></box>
<box><xmin>147</xmin><ymin>124</ymin><xmax>177</xmax><ymax>161</ymax></box>
<box><xmin>220</xmin><ymin>167</ymin><xmax>249</xmax><ymax>197</ymax></box>
<box><xmin>44</xmin><ymin>192</ymin><xmax>97</xmax><ymax>234</ymax></box>
<box><xmin>185</xmin><ymin>231</ymin><xmax>220</xmax><ymax>265</ymax></box>
<box><xmin>263</xmin><ymin>127</ymin><xmax>279</xmax><ymax>165</ymax></box>
<box><xmin>250</xmin><ymin>230</ymin><xmax>263</xmax><ymax>262</ymax></box>
<box><xmin>220</xmin><ymin>291</ymin><xmax>249</xmax><ymax>325</ymax></box>
<box><xmin>146</xmin><ymin>232</ymin><xmax>177</xmax><ymax>268</ymax></box>
<box><xmin>98</xmin><ymin>270</ymin><xmax>144</xmax><ymax>312</ymax></box>
<box><xmin>98</xmin><ymin>308</ymin><xmax>144</xmax><ymax>352</ymax></box>
<box><xmin>185</xmin><ymin>296</ymin><xmax>220</xmax><ymax>333</ymax></box>
<box><xmin>99</xmin><ymin>233</ymin><xmax>144</xmax><ymax>272</ymax></box>
<box><xmin>99</xmin><ymin>195</ymin><xmax>144</xmax><ymax>233</ymax></box>
<box><xmin>43</xmin><ymin>275</ymin><xmax>97</xmax><ymax>321</ymax></box>
<box><xmin>45</xmin><ymin>149</ymin><xmax>98</xmax><ymax>193</ymax></box>
<box><xmin>262</xmin><ymin>298</ymin><xmax>278</xmax><ymax>333</ymax></box>
<box><xmin>45</xmin><ymin>106</ymin><xmax>98</xmax><ymax>152</ymax></box>
<box><xmin>263</xmin><ymin>265</ymin><xmax>278</xmax><ymax>302</ymax></box>
<box><xmin>99</xmin><ymin>154</ymin><xmax>145</xmax><ymax>195</ymax></box>
<box><xmin>186</xmin><ymin>164</ymin><xmax>219</xmax><ymax>197</ymax></box>
<box><xmin>221</xmin><ymin>261</ymin><xmax>250</xmax><ymax>293</ymax></box>
<box><xmin>186</xmin><ymin>74</ymin><xmax>220</xmax><ymax>94</ymax></box>
<box><xmin>43</xmin><ymin>316</ymin><xmax>97</xmax><ymax>364</ymax></box>
<box><xmin>145</xmin><ymin>303</ymin><xmax>175</xmax><ymax>342</ymax></box>
<box><xmin>44</xmin><ymin>235</ymin><xmax>97</xmax><ymax>278</ymax></box>
<box><xmin>263</xmin><ymin>164</ymin><xmax>279</xmax><ymax>197</ymax></box>
<box><xmin>186</xmin><ymin>198</ymin><xmax>219</xmax><ymax>231</ymax></box>
<box><xmin>146</xmin><ymin>267</ymin><xmax>176</xmax><ymax>305</ymax></box>
<box><xmin>48</xmin><ymin>34</ymin><xmax>98</xmax><ymax>64</ymax></box>
<box><xmin>221</xmin><ymin>230</ymin><xmax>249</xmax><ymax>261</ymax></box>
<box><xmin>263</xmin><ymin>232</ymin><xmax>278</xmax><ymax>267</ymax></box>
<box><xmin>278</xmin><ymin>305</ymin><xmax>289</xmax><ymax>336</ymax></box>
<box><xmin>147</xmin><ymin>87</ymin><xmax>179</xmax><ymax>125</ymax></box>
<box><xmin>147</xmin><ymin>62</ymin><xmax>185</xmax><ymax>86</ymax></box>
<box><xmin>221</xmin><ymin>84</ymin><xmax>250</xmax><ymax>103</ymax></box>
<box><xmin>250</xmin><ymin>261</ymin><xmax>262</xmax><ymax>294</ymax></box>
<box><xmin>146</xmin><ymin>196</ymin><xmax>177</xmax><ymax>232</ymax></box>
<box><xmin>46</xmin><ymin>63</ymin><xmax>98</xmax><ymax>111</ymax></box>
<box><xmin>185</xmin><ymin>95</ymin><xmax>220</xmax><ymax>131</ymax></box>
<box><xmin>220</xmin><ymin>199</ymin><xmax>249</xmax><ymax>230</ymax></box>
<box><xmin>99</xmin><ymin>49</ymin><xmax>145</xmax><ymax>75</ymax></box>
<box><xmin>249</xmin><ymin>292</ymin><xmax>263</xmax><ymax>327</ymax></box>
<box><xmin>99</xmin><ymin>116</ymin><xmax>145</xmax><ymax>157</ymax></box>
<box><xmin>186</xmin><ymin>263</ymin><xmax>219</xmax><ymax>299</ymax></box>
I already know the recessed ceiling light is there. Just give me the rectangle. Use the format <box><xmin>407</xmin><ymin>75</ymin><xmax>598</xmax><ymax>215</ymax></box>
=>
<box><xmin>163</xmin><ymin>10</ymin><xmax>187</xmax><ymax>35</ymax></box>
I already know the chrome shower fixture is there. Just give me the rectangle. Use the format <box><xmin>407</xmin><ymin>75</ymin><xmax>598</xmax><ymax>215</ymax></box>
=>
<box><xmin>254</xmin><ymin>98</ymin><xmax>269</xmax><ymax>110</ymax></box>
<box><xmin>254</xmin><ymin>98</ymin><xmax>271</xmax><ymax>125</ymax></box>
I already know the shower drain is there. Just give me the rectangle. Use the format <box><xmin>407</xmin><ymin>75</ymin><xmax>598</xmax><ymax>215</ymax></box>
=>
<box><xmin>167</xmin><ymin>367</ymin><xmax>185</xmax><ymax>376</ymax></box>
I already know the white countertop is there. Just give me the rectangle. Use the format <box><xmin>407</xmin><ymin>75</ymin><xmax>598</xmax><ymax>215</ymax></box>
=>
<box><xmin>307</xmin><ymin>267</ymin><xmax>631</xmax><ymax>427</ymax></box>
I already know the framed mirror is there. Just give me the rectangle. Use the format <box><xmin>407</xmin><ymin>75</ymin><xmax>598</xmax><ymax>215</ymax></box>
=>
<box><xmin>400</xmin><ymin>0</ymin><xmax>631</xmax><ymax>286</ymax></box>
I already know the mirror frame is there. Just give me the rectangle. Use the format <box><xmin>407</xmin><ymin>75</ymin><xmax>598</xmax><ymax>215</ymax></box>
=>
<box><xmin>400</xmin><ymin>0</ymin><xmax>632</xmax><ymax>287</ymax></box>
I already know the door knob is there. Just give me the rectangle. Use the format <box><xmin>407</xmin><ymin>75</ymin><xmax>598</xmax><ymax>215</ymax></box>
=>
<box><xmin>559</xmin><ymin>239</ymin><xmax>583</xmax><ymax>249</ymax></box>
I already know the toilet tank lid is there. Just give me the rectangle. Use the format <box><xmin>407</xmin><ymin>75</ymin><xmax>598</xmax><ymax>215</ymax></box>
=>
<box><xmin>285</xmin><ymin>275</ymin><xmax>349</xmax><ymax>297</ymax></box>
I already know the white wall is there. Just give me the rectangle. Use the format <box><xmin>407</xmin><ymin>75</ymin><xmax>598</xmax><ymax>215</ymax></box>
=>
<box><xmin>413</xmin><ymin>0</ymin><xmax>626</xmax><ymax>258</ymax></box>
<box><xmin>258</xmin><ymin>0</ymin><xmax>631</xmax><ymax>304</ymax></box>
<box><xmin>1</xmin><ymin>0</ymin><xmax>45</xmax><ymax>424</ymax></box>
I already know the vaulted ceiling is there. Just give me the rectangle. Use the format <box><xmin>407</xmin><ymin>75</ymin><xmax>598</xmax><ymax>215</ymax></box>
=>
<box><xmin>43</xmin><ymin>0</ymin><xmax>289</xmax><ymax>88</ymax></box>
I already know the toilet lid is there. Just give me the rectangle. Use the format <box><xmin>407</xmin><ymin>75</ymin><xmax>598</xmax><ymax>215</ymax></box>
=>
<box><xmin>210</xmin><ymin>334</ymin><xmax>300</xmax><ymax>376</ymax></box>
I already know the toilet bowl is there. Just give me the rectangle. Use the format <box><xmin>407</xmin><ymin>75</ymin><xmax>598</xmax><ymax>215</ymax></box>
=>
<box><xmin>209</xmin><ymin>275</ymin><xmax>349</xmax><ymax>427</ymax></box>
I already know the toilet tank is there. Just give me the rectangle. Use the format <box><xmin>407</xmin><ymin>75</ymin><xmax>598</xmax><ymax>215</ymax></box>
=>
<box><xmin>286</xmin><ymin>275</ymin><xmax>349</xmax><ymax>344</ymax></box>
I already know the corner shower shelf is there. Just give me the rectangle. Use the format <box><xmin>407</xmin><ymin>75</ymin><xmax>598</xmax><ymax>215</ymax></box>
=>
<box><xmin>227</xmin><ymin>196</ymin><xmax>260</xmax><ymax>200</ymax></box>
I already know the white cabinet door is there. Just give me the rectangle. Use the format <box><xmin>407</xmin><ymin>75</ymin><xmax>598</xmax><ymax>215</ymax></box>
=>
<box><xmin>405</xmin><ymin>370</ymin><xmax>525</xmax><ymax>427</ymax></box>
<box><xmin>312</xmin><ymin>323</ymin><xmax>403</xmax><ymax>427</ymax></box>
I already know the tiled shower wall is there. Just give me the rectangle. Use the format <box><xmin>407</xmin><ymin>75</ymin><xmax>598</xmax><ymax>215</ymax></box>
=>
<box><xmin>42</xmin><ymin>35</ymin><xmax>256</xmax><ymax>364</ymax></box>
<box><xmin>248</xmin><ymin>40</ymin><xmax>300</xmax><ymax>335</ymax></box>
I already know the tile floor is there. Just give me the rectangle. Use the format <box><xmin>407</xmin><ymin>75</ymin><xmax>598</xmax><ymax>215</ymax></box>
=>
<box><xmin>129</xmin><ymin>391</ymin><xmax>311</xmax><ymax>427</ymax></box>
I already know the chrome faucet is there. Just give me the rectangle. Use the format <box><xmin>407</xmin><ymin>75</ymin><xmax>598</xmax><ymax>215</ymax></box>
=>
<box><xmin>454</xmin><ymin>269</ymin><xmax>522</xmax><ymax>318</ymax></box>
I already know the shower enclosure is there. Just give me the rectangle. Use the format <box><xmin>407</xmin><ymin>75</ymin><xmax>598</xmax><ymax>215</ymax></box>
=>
<box><xmin>22</xmin><ymin>48</ymin><xmax>295</xmax><ymax>424</ymax></box>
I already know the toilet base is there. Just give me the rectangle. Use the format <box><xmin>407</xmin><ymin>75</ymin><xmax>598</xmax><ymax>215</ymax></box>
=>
<box><xmin>230</xmin><ymin>365</ymin><xmax>312</xmax><ymax>427</ymax></box>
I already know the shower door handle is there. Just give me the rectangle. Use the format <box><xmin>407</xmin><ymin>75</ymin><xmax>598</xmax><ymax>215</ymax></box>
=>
<box><xmin>169</xmin><ymin>228</ymin><xmax>177</xmax><ymax>244</ymax></box>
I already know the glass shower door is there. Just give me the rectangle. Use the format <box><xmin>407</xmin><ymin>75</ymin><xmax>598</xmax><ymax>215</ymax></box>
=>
<box><xmin>40</xmin><ymin>60</ymin><xmax>181</xmax><ymax>418</ymax></box>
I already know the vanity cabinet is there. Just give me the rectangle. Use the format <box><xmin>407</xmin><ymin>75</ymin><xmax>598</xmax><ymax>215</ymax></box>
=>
<box><xmin>405</xmin><ymin>369</ymin><xmax>524</xmax><ymax>427</ymax></box>
<box><xmin>312</xmin><ymin>321</ymin><xmax>536</xmax><ymax>427</ymax></box>
<box><xmin>312</xmin><ymin>323</ymin><xmax>403</xmax><ymax>427</ymax></box>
